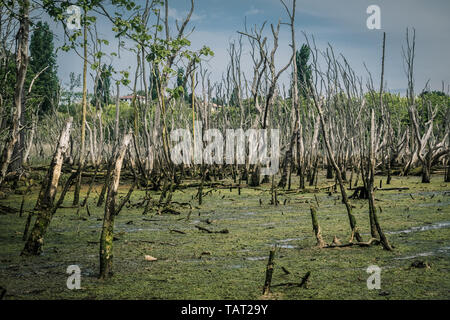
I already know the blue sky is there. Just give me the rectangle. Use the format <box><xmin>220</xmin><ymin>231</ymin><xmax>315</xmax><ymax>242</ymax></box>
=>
<box><xmin>50</xmin><ymin>0</ymin><xmax>450</xmax><ymax>95</ymax></box>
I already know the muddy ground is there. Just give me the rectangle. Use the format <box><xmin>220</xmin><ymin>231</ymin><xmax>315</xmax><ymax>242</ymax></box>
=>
<box><xmin>0</xmin><ymin>172</ymin><xmax>449</xmax><ymax>299</ymax></box>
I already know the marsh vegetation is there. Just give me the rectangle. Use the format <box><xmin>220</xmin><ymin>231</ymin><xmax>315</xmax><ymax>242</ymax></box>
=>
<box><xmin>0</xmin><ymin>0</ymin><xmax>449</xmax><ymax>300</ymax></box>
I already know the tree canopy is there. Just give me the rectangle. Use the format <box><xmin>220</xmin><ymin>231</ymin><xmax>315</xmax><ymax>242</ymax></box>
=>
<box><xmin>29</xmin><ymin>21</ymin><xmax>59</xmax><ymax>115</ymax></box>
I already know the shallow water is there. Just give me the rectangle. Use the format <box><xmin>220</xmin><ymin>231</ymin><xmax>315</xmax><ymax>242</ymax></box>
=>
<box><xmin>245</xmin><ymin>256</ymin><xmax>267</xmax><ymax>261</ymax></box>
<box><xmin>269</xmin><ymin>243</ymin><xmax>298</xmax><ymax>249</ymax></box>
<box><xmin>117</xmin><ymin>227</ymin><xmax>160</xmax><ymax>233</ymax></box>
<box><xmin>417</xmin><ymin>201</ymin><xmax>450</xmax><ymax>208</ymax></box>
<box><xmin>276</xmin><ymin>237</ymin><xmax>305</xmax><ymax>243</ymax></box>
<box><xmin>387</xmin><ymin>221</ymin><xmax>450</xmax><ymax>235</ymax></box>
<box><xmin>384</xmin><ymin>190</ymin><xmax>449</xmax><ymax>201</ymax></box>
<box><xmin>394</xmin><ymin>246</ymin><xmax>450</xmax><ymax>260</ymax></box>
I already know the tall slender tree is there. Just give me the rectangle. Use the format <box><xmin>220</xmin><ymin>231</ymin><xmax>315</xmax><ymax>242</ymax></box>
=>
<box><xmin>91</xmin><ymin>64</ymin><xmax>112</xmax><ymax>108</ymax></box>
<box><xmin>29</xmin><ymin>21</ymin><xmax>59</xmax><ymax>115</ymax></box>
<box><xmin>296</xmin><ymin>44</ymin><xmax>311</xmax><ymax>99</ymax></box>
<box><xmin>0</xmin><ymin>0</ymin><xmax>30</xmax><ymax>184</ymax></box>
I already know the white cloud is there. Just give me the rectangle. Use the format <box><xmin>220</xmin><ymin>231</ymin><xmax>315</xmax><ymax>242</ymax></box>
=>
<box><xmin>245</xmin><ymin>6</ymin><xmax>262</xmax><ymax>16</ymax></box>
<box><xmin>168</xmin><ymin>7</ymin><xmax>204</xmax><ymax>22</ymax></box>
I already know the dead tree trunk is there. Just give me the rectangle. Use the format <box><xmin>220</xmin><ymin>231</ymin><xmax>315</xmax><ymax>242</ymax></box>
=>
<box><xmin>326</xmin><ymin>163</ymin><xmax>333</xmax><ymax>179</ymax></box>
<box><xmin>421</xmin><ymin>148</ymin><xmax>432</xmax><ymax>183</ymax></box>
<box><xmin>309</xmin><ymin>89</ymin><xmax>362</xmax><ymax>242</ymax></box>
<box><xmin>365</xmin><ymin>32</ymin><xmax>392</xmax><ymax>250</ymax></box>
<box><xmin>445</xmin><ymin>160</ymin><xmax>450</xmax><ymax>182</ymax></box>
<box><xmin>97</xmin><ymin>156</ymin><xmax>114</xmax><ymax>207</ymax></box>
<box><xmin>0</xmin><ymin>0</ymin><xmax>30</xmax><ymax>185</ymax></box>
<box><xmin>99</xmin><ymin>133</ymin><xmax>132</xmax><ymax>279</ymax></box>
<box><xmin>73</xmin><ymin>9</ymin><xmax>88</xmax><ymax>205</ymax></box>
<box><xmin>310</xmin><ymin>206</ymin><xmax>325</xmax><ymax>247</ymax></box>
<box><xmin>23</xmin><ymin>110</ymin><xmax>37</xmax><ymax>165</ymax></box>
<box><xmin>278</xmin><ymin>0</ymin><xmax>298</xmax><ymax>189</ymax></box>
<box><xmin>21</xmin><ymin>118</ymin><xmax>73</xmax><ymax>255</ymax></box>
<box><xmin>262</xmin><ymin>249</ymin><xmax>276</xmax><ymax>295</ymax></box>
<box><xmin>403</xmin><ymin>29</ymin><xmax>438</xmax><ymax>184</ymax></box>
<box><xmin>115</xmin><ymin>82</ymin><xmax>120</xmax><ymax>145</ymax></box>
<box><xmin>10</xmin><ymin>91</ymin><xmax>26</xmax><ymax>172</ymax></box>
<box><xmin>446</xmin><ymin>118</ymin><xmax>450</xmax><ymax>182</ymax></box>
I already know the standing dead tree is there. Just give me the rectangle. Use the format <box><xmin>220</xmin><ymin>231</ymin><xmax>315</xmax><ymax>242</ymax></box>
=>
<box><xmin>305</xmin><ymin>35</ymin><xmax>363</xmax><ymax>242</ymax></box>
<box><xmin>99</xmin><ymin>133</ymin><xmax>132</xmax><ymax>279</ymax></box>
<box><xmin>151</xmin><ymin>0</ymin><xmax>195</xmax><ymax>171</ymax></box>
<box><xmin>0</xmin><ymin>0</ymin><xmax>30</xmax><ymax>186</ymax></box>
<box><xmin>360</xmin><ymin>33</ymin><xmax>392</xmax><ymax>250</ymax></box>
<box><xmin>262</xmin><ymin>248</ymin><xmax>276</xmax><ymax>295</ymax></box>
<box><xmin>72</xmin><ymin>5</ymin><xmax>89</xmax><ymax>206</ymax></box>
<box><xmin>239</xmin><ymin>6</ymin><xmax>294</xmax><ymax>186</ymax></box>
<box><xmin>21</xmin><ymin>117</ymin><xmax>73</xmax><ymax>255</ymax></box>
<box><xmin>402</xmin><ymin>29</ymin><xmax>448</xmax><ymax>183</ymax></box>
<box><xmin>278</xmin><ymin>0</ymin><xmax>299</xmax><ymax>189</ymax></box>
<box><xmin>446</xmin><ymin>106</ymin><xmax>450</xmax><ymax>183</ymax></box>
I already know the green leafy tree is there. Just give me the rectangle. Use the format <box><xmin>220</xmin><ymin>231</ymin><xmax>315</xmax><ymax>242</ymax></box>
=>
<box><xmin>29</xmin><ymin>21</ymin><xmax>59</xmax><ymax>114</ymax></box>
<box><xmin>296</xmin><ymin>44</ymin><xmax>311</xmax><ymax>98</ymax></box>
<box><xmin>176</xmin><ymin>67</ymin><xmax>188</xmax><ymax>102</ymax></box>
<box><xmin>150</xmin><ymin>66</ymin><xmax>160</xmax><ymax>101</ymax></box>
<box><xmin>418</xmin><ymin>91</ymin><xmax>449</xmax><ymax>127</ymax></box>
<box><xmin>92</xmin><ymin>64</ymin><xmax>113</xmax><ymax>108</ymax></box>
<box><xmin>229</xmin><ymin>87</ymin><xmax>239</xmax><ymax>107</ymax></box>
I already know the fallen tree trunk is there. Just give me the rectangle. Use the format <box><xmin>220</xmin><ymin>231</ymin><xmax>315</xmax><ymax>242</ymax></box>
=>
<box><xmin>194</xmin><ymin>225</ymin><xmax>229</xmax><ymax>234</ymax></box>
<box><xmin>324</xmin><ymin>238</ymin><xmax>380</xmax><ymax>248</ymax></box>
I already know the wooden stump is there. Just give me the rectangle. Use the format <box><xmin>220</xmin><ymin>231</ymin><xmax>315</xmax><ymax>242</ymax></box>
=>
<box><xmin>310</xmin><ymin>206</ymin><xmax>325</xmax><ymax>248</ymax></box>
<box><xmin>262</xmin><ymin>249</ymin><xmax>276</xmax><ymax>295</ymax></box>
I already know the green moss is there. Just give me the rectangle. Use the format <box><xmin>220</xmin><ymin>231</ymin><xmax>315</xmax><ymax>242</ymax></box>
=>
<box><xmin>14</xmin><ymin>186</ymin><xmax>29</xmax><ymax>195</ymax></box>
<box><xmin>0</xmin><ymin>173</ymin><xmax>449</xmax><ymax>299</ymax></box>
<box><xmin>409</xmin><ymin>166</ymin><xmax>423</xmax><ymax>176</ymax></box>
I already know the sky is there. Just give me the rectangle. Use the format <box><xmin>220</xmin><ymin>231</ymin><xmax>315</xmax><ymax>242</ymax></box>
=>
<box><xmin>46</xmin><ymin>0</ymin><xmax>450</xmax><ymax>96</ymax></box>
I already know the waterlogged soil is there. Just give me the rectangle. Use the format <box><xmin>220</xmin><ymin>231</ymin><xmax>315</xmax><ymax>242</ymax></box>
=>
<box><xmin>0</xmin><ymin>173</ymin><xmax>449</xmax><ymax>299</ymax></box>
